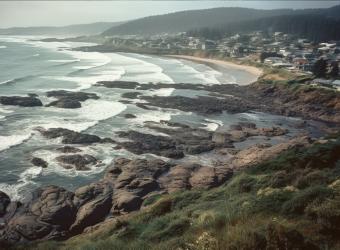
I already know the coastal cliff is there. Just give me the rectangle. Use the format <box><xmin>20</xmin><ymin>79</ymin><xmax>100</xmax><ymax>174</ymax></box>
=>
<box><xmin>1</xmin><ymin>51</ymin><xmax>340</xmax><ymax>248</ymax></box>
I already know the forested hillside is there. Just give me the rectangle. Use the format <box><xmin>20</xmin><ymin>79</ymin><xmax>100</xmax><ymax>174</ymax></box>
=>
<box><xmin>187</xmin><ymin>14</ymin><xmax>340</xmax><ymax>43</ymax></box>
<box><xmin>102</xmin><ymin>5</ymin><xmax>340</xmax><ymax>37</ymax></box>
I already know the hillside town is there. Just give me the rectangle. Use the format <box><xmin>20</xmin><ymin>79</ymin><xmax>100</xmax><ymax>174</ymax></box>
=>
<box><xmin>105</xmin><ymin>31</ymin><xmax>340</xmax><ymax>88</ymax></box>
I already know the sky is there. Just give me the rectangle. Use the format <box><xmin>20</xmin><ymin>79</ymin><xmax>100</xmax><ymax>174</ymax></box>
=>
<box><xmin>0</xmin><ymin>1</ymin><xmax>339</xmax><ymax>29</ymax></box>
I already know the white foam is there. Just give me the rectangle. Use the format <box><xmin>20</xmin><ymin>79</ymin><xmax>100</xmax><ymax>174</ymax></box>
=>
<box><xmin>41</xmin><ymin>100</ymin><xmax>127</xmax><ymax>132</ymax></box>
<box><xmin>200</xmin><ymin>123</ymin><xmax>219</xmax><ymax>131</ymax></box>
<box><xmin>0</xmin><ymin>134</ymin><xmax>32</xmax><ymax>152</ymax></box>
<box><xmin>41</xmin><ymin>68</ymin><xmax>123</xmax><ymax>91</ymax></box>
<box><xmin>107</xmin><ymin>53</ymin><xmax>174</xmax><ymax>84</ymax></box>
<box><xmin>144</xmin><ymin>88</ymin><xmax>175</xmax><ymax>97</ymax></box>
<box><xmin>0</xmin><ymin>46</ymin><xmax>6</xmax><ymax>49</ymax></box>
<box><xmin>0</xmin><ymin>115</ymin><xmax>5</xmax><ymax>119</ymax></box>
<box><xmin>204</xmin><ymin>118</ymin><xmax>223</xmax><ymax>126</ymax></box>
<box><xmin>48</xmin><ymin>59</ymin><xmax>80</xmax><ymax>63</ymax></box>
<box><xmin>0</xmin><ymin>79</ymin><xmax>14</xmax><ymax>85</ymax></box>
<box><xmin>0</xmin><ymin>107</ymin><xmax>14</xmax><ymax>113</ymax></box>
<box><xmin>32</xmin><ymin>54</ymin><xmax>39</xmax><ymax>57</ymax></box>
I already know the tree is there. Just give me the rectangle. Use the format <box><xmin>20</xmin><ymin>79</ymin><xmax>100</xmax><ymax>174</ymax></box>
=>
<box><xmin>328</xmin><ymin>64</ymin><xmax>339</xmax><ymax>79</ymax></box>
<box><xmin>313</xmin><ymin>59</ymin><xmax>328</xmax><ymax>78</ymax></box>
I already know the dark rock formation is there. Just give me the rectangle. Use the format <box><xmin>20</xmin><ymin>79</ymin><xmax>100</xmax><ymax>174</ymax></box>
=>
<box><xmin>27</xmin><ymin>93</ymin><xmax>38</xmax><ymax>98</ymax></box>
<box><xmin>121</xmin><ymin>92</ymin><xmax>142</xmax><ymax>99</ymax></box>
<box><xmin>96</xmin><ymin>81</ymin><xmax>139</xmax><ymax>89</ymax></box>
<box><xmin>34</xmin><ymin>127</ymin><xmax>102</xmax><ymax>144</ymax></box>
<box><xmin>0</xmin><ymin>192</ymin><xmax>10</xmax><ymax>217</ymax></box>
<box><xmin>0</xmin><ymin>96</ymin><xmax>43</xmax><ymax>107</ymax></box>
<box><xmin>104</xmin><ymin>157</ymin><xmax>171</xmax><ymax>214</ymax></box>
<box><xmin>116</xmin><ymin>131</ymin><xmax>183</xmax><ymax>158</ymax></box>
<box><xmin>121</xmin><ymin>114</ymin><xmax>137</xmax><ymax>119</ymax></box>
<box><xmin>45</xmin><ymin>90</ymin><xmax>99</xmax><ymax>109</ymax></box>
<box><xmin>56</xmin><ymin>146</ymin><xmax>82</xmax><ymax>153</ymax></box>
<box><xmin>29</xmin><ymin>157</ymin><xmax>48</xmax><ymax>168</ymax></box>
<box><xmin>158</xmin><ymin>163</ymin><xmax>233</xmax><ymax>193</ymax></box>
<box><xmin>55</xmin><ymin>154</ymin><xmax>100</xmax><ymax>171</ymax></box>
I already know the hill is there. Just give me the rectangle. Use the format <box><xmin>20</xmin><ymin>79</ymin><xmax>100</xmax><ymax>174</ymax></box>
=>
<box><xmin>0</xmin><ymin>21</ymin><xmax>127</xmax><ymax>37</ymax></box>
<box><xmin>102</xmin><ymin>6</ymin><xmax>340</xmax><ymax>37</ymax></box>
<box><xmin>187</xmin><ymin>13</ymin><xmax>340</xmax><ymax>43</ymax></box>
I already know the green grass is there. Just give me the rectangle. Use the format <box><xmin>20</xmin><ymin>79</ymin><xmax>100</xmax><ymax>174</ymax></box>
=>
<box><xmin>8</xmin><ymin>138</ymin><xmax>340</xmax><ymax>250</ymax></box>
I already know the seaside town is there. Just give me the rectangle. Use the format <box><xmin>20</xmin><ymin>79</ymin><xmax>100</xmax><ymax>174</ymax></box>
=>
<box><xmin>105</xmin><ymin>31</ymin><xmax>340</xmax><ymax>90</ymax></box>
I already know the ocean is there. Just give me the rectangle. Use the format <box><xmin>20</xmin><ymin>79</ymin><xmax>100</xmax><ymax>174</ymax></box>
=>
<box><xmin>0</xmin><ymin>36</ymin><xmax>323</xmax><ymax>202</ymax></box>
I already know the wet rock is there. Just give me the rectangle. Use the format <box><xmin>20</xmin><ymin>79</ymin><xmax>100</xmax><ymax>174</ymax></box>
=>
<box><xmin>248</xmin><ymin>127</ymin><xmax>289</xmax><ymax>137</ymax></box>
<box><xmin>230</xmin><ymin>125</ymin><xmax>242</xmax><ymax>131</ymax></box>
<box><xmin>29</xmin><ymin>157</ymin><xmax>48</xmax><ymax>168</ymax></box>
<box><xmin>96</xmin><ymin>81</ymin><xmax>140</xmax><ymax>89</ymax></box>
<box><xmin>140</xmin><ymin>95</ymin><xmax>250</xmax><ymax>115</ymax></box>
<box><xmin>0</xmin><ymin>96</ymin><xmax>43</xmax><ymax>107</ymax></box>
<box><xmin>116</xmin><ymin>131</ymin><xmax>183</xmax><ymax>158</ymax></box>
<box><xmin>0</xmin><ymin>191</ymin><xmax>10</xmax><ymax>217</ymax></box>
<box><xmin>55</xmin><ymin>154</ymin><xmax>100</xmax><ymax>171</ymax></box>
<box><xmin>27</xmin><ymin>93</ymin><xmax>38</xmax><ymax>97</ymax></box>
<box><xmin>213</xmin><ymin>131</ymin><xmax>249</xmax><ymax>143</ymax></box>
<box><xmin>45</xmin><ymin>90</ymin><xmax>99</xmax><ymax>109</ymax></box>
<box><xmin>34</xmin><ymin>127</ymin><xmax>101</xmax><ymax>144</ymax></box>
<box><xmin>213</xmin><ymin>148</ymin><xmax>241</xmax><ymax>155</ymax></box>
<box><xmin>121</xmin><ymin>92</ymin><xmax>142</xmax><ymax>99</ymax></box>
<box><xmin>290</xmin><ymin>123</ymin><xmax>305</xmax><ymax>129</ymax></box>
<box><xmin>121</xmin><ymin>114</ymin><xmax>137</xmax><ymax>119</ymax></box>
<box><xmin>45</xmin><ymin>100</ymin><xmax>81</xmax><ymax>109</ymax></box>
<box><xmin>56</xmin><ymin>146</ymin><xmax>82</xmax><ymax>153</ymax></box>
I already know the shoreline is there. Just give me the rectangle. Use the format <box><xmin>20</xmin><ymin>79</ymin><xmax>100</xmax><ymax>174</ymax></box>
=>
<box><xmin>164</xmin><ymin>55</ymin><xmax>263</xmax><ymax>85</ymax></box>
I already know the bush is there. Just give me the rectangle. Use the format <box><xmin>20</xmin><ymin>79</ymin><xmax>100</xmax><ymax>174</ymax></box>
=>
<box><xmin>294</xmin><ymin>170</ymin><xmax>326</xmax><ymax>189</ymax></box>
<box><xmin>281</xmin><ymin>186</ymin><xmax>333</xmax><ymax>217</ymax></box>
<box><xmin>142</xmin><ymin>194</ymin><xmax>163</xmax><ymax>206</ymax></box>
<box><xmin>253</xmin><ymin>189</ymin><xmax>293</xmax><ymax>214</ymax></box>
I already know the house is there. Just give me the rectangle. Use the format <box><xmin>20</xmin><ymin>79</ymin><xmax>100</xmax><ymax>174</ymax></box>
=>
<box><xmin>332</xmin><ymin>80</ymin><xmax>340</xmax><ymax>90</ymax></box>
<box><xmin>272</xmin><ymin>63</ymin><xmax>294</xmax><ymax>68</ymax></box>
<box><xmin>307</xmin><ymin>47</ymin><xmax>318</xmax><ymax>53</ymax></box>
<box><xmin>294</xmin><ymin>59</ymin><xmax>314</xmax><ymax>71</ymax></box>
<box><xmin>264</xmin><ymin>57</ymin><xmax>285</xmax><ymax>64</ymax></box>
<box><xmin>311</xmin><ymin>79</ymin><xmax>333</xmax><ymax>87</ymax></box>
<box><xmin>202</xmin><ymin>41</ymin><xmax>216</xmax><ymax>50</ymax></box>
<box><xmin>298</xmin><ymin>38</ymin><xmax>310</xmax><ymax>43</ymax></box>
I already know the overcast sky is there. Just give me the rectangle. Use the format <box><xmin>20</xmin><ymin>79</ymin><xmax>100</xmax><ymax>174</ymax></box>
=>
<box><xmin>1</xmin><ymin>1</ymin><xmax>339</xmax><ymax>29</ymax></box>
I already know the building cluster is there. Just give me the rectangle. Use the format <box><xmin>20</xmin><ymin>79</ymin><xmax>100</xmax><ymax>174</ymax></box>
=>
<box><xmin>105</xmin><ymin>31</ymin><xmax>340</xmax><ymax>76</ymax></box>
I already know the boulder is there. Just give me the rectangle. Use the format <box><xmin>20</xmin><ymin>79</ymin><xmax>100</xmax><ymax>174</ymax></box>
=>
<box><xmin>0</xmin><ymin>192</ymin><xmax>10</xmax><ymax>217</ymax></box>
<box><xmin>55</xmin><ymin>154</ymin><xmax>99</xmax><ymax>171</ymax></box>
<box><xmin>29</xmin><ymin>157</ymin><xmax>48</xmax><ymax>168</ymax></box>
<box><xmin>0</xmin><ymin>96</ymin><xmax>42</xmax><ymax>107</ymax></box>
<box><xmin>56</xmin><ymin>146</ymin><xmax>82</xmax><ymax>153</ymax></box>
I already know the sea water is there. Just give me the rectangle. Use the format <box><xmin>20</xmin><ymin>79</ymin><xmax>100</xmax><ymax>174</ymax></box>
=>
<box><xmin>0</xmin><ymin>36</ymin><xmax>323</xmax><ymax>201</ymax></box>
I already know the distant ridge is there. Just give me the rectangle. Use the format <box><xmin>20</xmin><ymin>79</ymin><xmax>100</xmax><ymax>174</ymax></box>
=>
<box><xmin>102</xmin><ymin>6</ymin><xmax>340</xmax><ymax>37</ymax></box>
<box><xmin>0</xmin><ymin>21</ymin><xmax>127</xmax><ymax>37</ymax></box>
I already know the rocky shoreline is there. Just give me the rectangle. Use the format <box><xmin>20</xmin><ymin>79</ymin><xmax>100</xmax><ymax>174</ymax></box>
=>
<box><xmin>0</xmin><ymin>79</ymin><xmax>339</xmax><ymax>246</ymax></box>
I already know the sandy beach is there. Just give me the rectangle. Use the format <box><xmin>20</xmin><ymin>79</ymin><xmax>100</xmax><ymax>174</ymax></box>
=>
<box><xmin>165</xmin><ymin>55</ymin><xmax>263</xmax><ymax>85</ymax></box>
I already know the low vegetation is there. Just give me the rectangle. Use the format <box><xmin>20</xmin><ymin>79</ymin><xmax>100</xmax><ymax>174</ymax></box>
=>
<box><xmin>9</xmin><ymin>134</ymin><xmax>340</xmax><ymax>250</ymax></box>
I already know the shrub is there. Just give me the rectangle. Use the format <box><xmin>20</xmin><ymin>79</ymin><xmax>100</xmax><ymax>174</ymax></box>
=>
<box><xmin>253</xmin><ymin>189</ymin><xmax>293</xmax><ymax>214</ymax></box>
<box><xmin>294</xmin><ymin>170</ymin><xmax>326</xmax><ymax>189</ymax></box>
<box><xmin>281</xmin><ymin>186</ymin><xmax>333</xmax><ymax>217</ymax></box>
<box><xmin>142</xmin><ymin>194</ymin><xmax>163</xmax><ymax>206</ymax></box>
<box><xmin>266</xmin><ymin>221</ymin><xmax>308</xmax><ymax>250</ymax></box>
